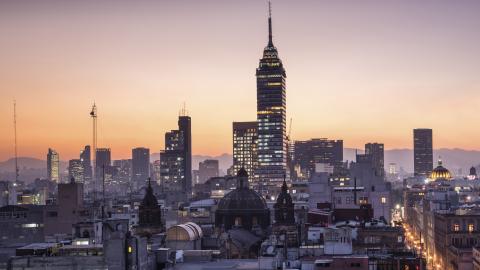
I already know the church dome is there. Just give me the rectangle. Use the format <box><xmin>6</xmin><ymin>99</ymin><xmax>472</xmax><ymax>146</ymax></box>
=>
<box><xmin>430</xmin><ymin>159</ymin><xmax>452</xmax><ymax>181</ymax></box>
<box><xmin>217</xmin><ymin>169</ymin><xmax>268</xmax><ymax>211</ymax></box>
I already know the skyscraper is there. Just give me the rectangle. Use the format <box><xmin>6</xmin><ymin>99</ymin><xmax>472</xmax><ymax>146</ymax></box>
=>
<box><xmin>413</xmin><ymin>128</ymin><xmax>433</xmax><ymax>176</ymax></box>
<box><xmin>255</xmin><ymin>7</ymin><xmax>287</xmax><ymax>183</ymax></box>
<box><xmin>80</xmin><ymin>145</ymin><xmax>92</xmax><ymax>184</ymax></box>
<box><xmin>233</xmin><ymin>121</ymin><xmax>258</xmax><ymax>181</ymax></box>
<box><xmin>293</xmin><ymin>139</ymin><xmax>343</xmax><ymax>179</ymax></box>
<box><xmin>96</xmin><ymin>148</ymin><xmax>111</xmax><ymax>169</ymax></box>
<box><xmin>95</xmin><ymin>148</ymin><xmax>111</xmax><ymax>181</ymax></box>
<box><xmin>160</xmin><ymin>114</ymin><xmax>192</xmax><ymax>198</ymax></box>
<box><xmin>198</xmin><ymin>159</ymin><xmax>219</xmax><ymax>183</ymax></box>
<box><xmin>132</xmin><ymin>147</ymin><xmax>150</xmax><ymax>188</ymax></box>
<box><xmin>47</xmin><ymin>148</ymin><xmax>59</xmax><ymax>182</ymax></box>
<box><xmin>365</xmin><ymin>142</ymin><xmax>385</xmax><ymax>177</ymax></box>
<box><xmin>68</xmin><ymin>159</ymin><xmax>84</xmax><ymax>183</ymax></box>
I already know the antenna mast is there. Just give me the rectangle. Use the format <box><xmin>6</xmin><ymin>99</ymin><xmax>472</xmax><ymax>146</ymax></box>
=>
<box><xmin>13</xmin><ymin>101</ymin><xmax>19</xmax><ymax>183</ymax></box>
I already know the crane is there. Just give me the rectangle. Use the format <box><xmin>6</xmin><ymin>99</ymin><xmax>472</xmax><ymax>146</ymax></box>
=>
<box><xmin>13</xmin><ymin>101</ymin><xmax>19</xmax><ymax>183</ymax></box>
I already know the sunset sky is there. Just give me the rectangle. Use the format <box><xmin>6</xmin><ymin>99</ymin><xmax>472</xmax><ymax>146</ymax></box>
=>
<box><xmin>1</xmin><ymin>0</ymin><xmax>480</xmax><ymax>161</ymax></box>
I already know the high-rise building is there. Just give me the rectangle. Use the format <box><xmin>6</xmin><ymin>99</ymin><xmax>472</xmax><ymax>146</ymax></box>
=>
<box><xmin>233</xmin><ymin>121</ymin><xmax>258</xmax><ymax>180</ymax></box>
<box><xmin>365</xmin><ymin>143</ymin><xmax>385</xmax><ymax>177</ymax></box>
<box><xmin>68</xmin><ymin>159</ymin><xmax>84</xmax><ymax>183</ymax></box>
<box><xmin>132</xmin><ymin>147</ymin><xmax>150</xmax><ymax>188</ymax></box>
<box><xmin>96</xmin><ymin>148</ymin><xmax>111</xmax><ymax>169</ymax></box>
<box><xmin>152</xmin><ymin>160</ymin><xmax>161</xmax><ymax>185</ymax></box>
<box><xmin>160</xmin><ymin>114</ymin><xmax>192</xmax><ymax>198</ymax></box>
<box><xmin>198</xmin><ymin>159</ymin><xmax>219</xmax><ymax>183</ymax></box>
<box><xmin>112</xmin><ymin>159</ymin><xmax>132</xmax><ymax>184</ymax></box>
<box><xmin>255</xmin><ymin>9</ymin><xmax>287</xmax><ymax>183</ymax></box>
<box><xmin>388</xmin><ymin>163</ymin><xmax>397</xmax><ymax>175</ymax></box>
<box><xmin>293</xmin><ymin>139</ymin><xmax>343</xmax><ymax>179</ymax></box>
<box><xmin>413</xmin><ymin>128</ymin><xmax>433</xmax><ymax>176</ymax></box>
<box><xmin>95</xmin><ymin>148</ymin><xmax>111</xmax><ymax>184</ymax></box>
<box><xmin>80</xmin><ymin>145</ymin><xmax>92</xmax><ymax>184</ymax></box>
<box><xmin>47</xmin><ymin>148</ymin><xmax>59</xmax><ymax>182</ymax></box>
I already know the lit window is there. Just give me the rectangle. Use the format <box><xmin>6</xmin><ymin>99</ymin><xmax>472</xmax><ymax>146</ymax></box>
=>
<box><xmin>469</xmin><ymin>224</ymin><xmax>474</xmax><ymax>232</ymax></box>
<box><xmin>381</xmin><ymin>197</ymin><xmax>387</xmax><ymax>204</ymax></box>
<box><xmin>454</xmin><ymin>224</ymin><xmax>460</xmax><ymax>232</ymax></box>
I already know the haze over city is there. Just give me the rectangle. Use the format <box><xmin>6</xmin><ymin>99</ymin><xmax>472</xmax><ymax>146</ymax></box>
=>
<box><xmin>1</xmin><ymin>0</ymin><xmax>480</xmax><ymax>161</ymax></box>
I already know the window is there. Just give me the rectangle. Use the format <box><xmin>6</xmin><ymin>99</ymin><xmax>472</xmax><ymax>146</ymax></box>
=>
<box><xmin>468</xmin><ymin>224</ymin><xmax>474</xmax><ymax>232</ymax></box>
<box><xmin>381</xmin><ymin>197</ymin><xmax>387</xmax><ymax>204</ymax></box>
<box><xmin>454</xmin><ymin>224</ymin><xmax>460</xmax><ymax>232</ymax></box>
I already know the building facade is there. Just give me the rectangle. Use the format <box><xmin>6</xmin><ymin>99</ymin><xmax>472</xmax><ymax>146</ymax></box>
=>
<box><xmin>255</xmin><ymin>10</ymin><xmax>287</xmax><ymax>183</ymax></box>
<box><xmin>47</xmin><ymin>148</ymin><xmax>59</xmax><ymax>182</ymax></box>
<box><xmin>68</xmin><ymin>159</ymin><xmax>84</xmax><ymax>183</ymax></box>
<box><xmin>414</xmin><ymin>128</ymin><xmax>433</xmax><ymax>176</ymax></box>
<box><xmin>293</xmin><ymin>139</ymin><xmax>343</xmax><ymax>179</ymax></box>
<box><xmin>132</xmin><ymin>147</ymin><xmax>150</xmax><ymax>189</ymax></box>
<box><xmin>233</xmin><ymin>121</ymin><xmax>258</xmax><ymax>181</ymax></box>
<box><xmin>198</xmin><ymin>159</ymin><xmax>219</xmax><ymax>184</ymax></box>
<box><xmin>160</xmin><ymin>114</ymin><xmax>192</xmax><ymax>199</ymax></box>
<box><xmin>365</xmin><ymin>143</ymin><xmax>384</xmax><ymax>177</ymax></box>
<box><xmin>80</xmin><ymin>145</ymin><xmax>92</xmax><ymax>186</ymax></box>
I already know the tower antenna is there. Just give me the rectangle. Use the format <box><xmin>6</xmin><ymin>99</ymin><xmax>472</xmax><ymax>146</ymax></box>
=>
<box><xmin>13</xmin><ymin>101</ymin><xmax>19</xmax><ymax>183</ymax></box>
<box><xmin>268</xmin><ymin>1</ymin><xmax>273</xmax><ymax>46</ymax></box>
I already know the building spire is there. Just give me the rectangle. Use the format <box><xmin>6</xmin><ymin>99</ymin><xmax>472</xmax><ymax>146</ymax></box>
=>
<box><xmin>268</xmin><ymin>1</ymin><xmax>273</xmax><ymax>47</ymax></box>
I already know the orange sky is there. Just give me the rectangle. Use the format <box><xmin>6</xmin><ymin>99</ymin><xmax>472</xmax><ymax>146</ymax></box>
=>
<box><xmin>1</xmin><ymin>0</ymin><xmax>480</xmax><ymax>161</ymax></box>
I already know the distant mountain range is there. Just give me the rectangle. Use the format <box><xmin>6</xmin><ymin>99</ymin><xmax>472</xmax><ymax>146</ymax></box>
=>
<box><xmin>1</xmin><ymin>148</ymin><xmax>479</xmax><ymax>181</ymax></box>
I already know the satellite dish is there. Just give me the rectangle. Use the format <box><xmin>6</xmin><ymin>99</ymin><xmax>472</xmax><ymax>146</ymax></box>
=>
<box><xmin>266</xmin><ymin>246</ymin><xmax>275</xmax><ymax>255</ymax></box>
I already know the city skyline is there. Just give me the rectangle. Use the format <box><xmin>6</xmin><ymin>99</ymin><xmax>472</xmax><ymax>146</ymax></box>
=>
<box><xmin>1</xmin><ymin>0</ymin><xmax>480</xmax><ymax>161</ymax></box>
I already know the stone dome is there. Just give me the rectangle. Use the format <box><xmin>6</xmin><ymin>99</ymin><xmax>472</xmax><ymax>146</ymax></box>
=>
<box><xmin>430</xmin><ymin>159</ymin><xmax>452</xmax><ymax>181</ymax></box>
<box><xmin>217</xmin><ymin>168</ymin><xmax>267</xmax><ymax>211</ymax></box>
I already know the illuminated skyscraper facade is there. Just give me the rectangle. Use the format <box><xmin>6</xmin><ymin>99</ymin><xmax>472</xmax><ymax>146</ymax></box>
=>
<box><xmin>80</xmin><ymin>145</ymin><xmax>92</xmax><ymax>185</ymax></box>
<box><xmin>233</xmin><ymin>121</ymin><xmax>258</xmax><ymax>180</ymax></box>
<box><xmin>68</xmin><ymin>159</ymin><xmax>84</xmax><ymax>183</ymax></box>
<box><xmin>47</xmin><ymin>148</ymin><xmax>59</xmax><ymax>182</ymax></box>
<box><xmin>160</xmin><ymin>114</ymin><xmax>192</xmax><ymax>198</ymax></box>
<box><xmin>255</xmin><ymin>9</ymin><xmax>287</xmax><ymax>183</ymax></box>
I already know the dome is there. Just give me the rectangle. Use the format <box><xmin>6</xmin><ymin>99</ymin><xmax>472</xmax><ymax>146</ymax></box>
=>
<box><xmin>217</xmin><ymin>169</ymin><xmax>267</xmax><ymax>211</ymax></box>
<box><xmin>430</xmin><ymin>159</ymin><xmax>452</xmax><ymax>181</ymax></box>
<box><xmin>217</xmin><ymin>188</ymin><xmax>268</xmax><ymax>211</ymax></box>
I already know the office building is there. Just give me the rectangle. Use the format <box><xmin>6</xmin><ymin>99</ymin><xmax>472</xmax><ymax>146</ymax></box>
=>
<box><xmin>365</xmin><ymin>143</ymin><xmax>385</xmax><ymax>177</ymax></box>
<box><xmin>68</xmin><ymin>159</ymin><xmax>84</xmax><ymax>183</ymax></box>
<box><xmin>95</xmin><ymin>148</ymin><xmax>111</xmax><ymax>169</ymax></box>
<box><xmin>160</xmin><ymin>114</ymin><xmax>192</xmax><ymax>199</ymax></box>
<box><xmin>132</xmin><ymin>147</ymin><xmax>150</xmax><ymax>188</ymax></box>
<box><xmin>293</xmin><ymin>139</ymin><xmax>343</xmax><ymax>179</ymax></box>
<box><xmin>47</xmin><ymin>148</ymin><xmax>59</xmax><ymax>182</ymax></box>
<box><xmin>80</xmin><ymin>145</ymin><xmax>92</xmax><ymax>185</ymax></box>
<box><xmin>198</xmin><ymin>159</ymin><xmax>219</xmax><ymax>183</ymax></box>
<box><xmin>413</xmin><ymin>128</ymin><xmax>433</xmax><ymax>176</ymax></box>
<box><xmin>112</xmin><ymin>159</ymin><xmax>132</xmax><ymax>184</ymax></box>
<box><xmin>232</xmin><ymin>121</ymin><xmax>258</xmax><ymax>181</ymax></box>
<box><xmin>255</xmin><ymin>9</ymin><xmax>287</xmax><ymax>183</ymax></box>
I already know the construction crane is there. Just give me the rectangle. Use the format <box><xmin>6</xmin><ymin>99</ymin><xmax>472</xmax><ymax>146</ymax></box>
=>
<box><xmin>287</xmin><ymin>117</ymin><xmax>292</xmax><ymax>142</ymax></box>
<box><xmin>90</xmin><ymin>103</ymin><xmax>97</xmax><ymax>201</ymax></box>
<box><xmin>13</xmin><ymin>101</ymin><xmax>19</xmax><ymax>183</ymax></box>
